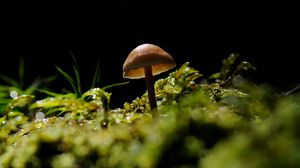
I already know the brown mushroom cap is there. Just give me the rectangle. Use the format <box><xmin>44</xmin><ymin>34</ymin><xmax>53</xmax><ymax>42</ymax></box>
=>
<box><xmin>123</xmin><ymin>43</ymin><xmax>176</xmax><ymax>79</ymax></box>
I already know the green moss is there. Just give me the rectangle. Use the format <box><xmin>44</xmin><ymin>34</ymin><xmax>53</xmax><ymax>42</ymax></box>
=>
<box><xmin>0</xmin><ymin>54</ymin><xmax>299</xmax><ymax>168</ymax></box>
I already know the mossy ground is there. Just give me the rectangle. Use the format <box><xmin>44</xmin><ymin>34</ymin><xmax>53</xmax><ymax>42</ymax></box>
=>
<box><xmin>1</xmin><ymin>54</ymin><xmax>299</xmax><ymax>168</ymax></box>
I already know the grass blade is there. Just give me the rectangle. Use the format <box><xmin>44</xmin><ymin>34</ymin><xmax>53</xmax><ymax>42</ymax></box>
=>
<box><xmin>91</xmin><ymin>61</ymin><xmax>101</xmax><ymax>88</ymax></box>
<box><xmin>102</xmin><ymin>81</ymin><xmax>130</xmax><ymax>90</ymax></box>
<box><xmin>24</xmin><ymin>77</ymin><xmax>42</xmax><ymax>95</ymax></box>
<box><xmin>55</xmin><ymin>65</ymin><xmax>80</xmax><ymax>98</ymax></box>
<box><xmin>0</xmin><ymin>74</ymin><xmax>19</xmax><ymax>87</ymax></box>
<box><xmin>73</xmin><ymin>65</ymin><xmax>81</xmax><ymax>96</ymax></box>
<box><xmin>36</xmin><ymin>89</ymin><xmax>65</xmax><ymax>97</ymax></box>
<box><xmin>19</xmin><ymin>56</ymin><xmax>25</xmax><ymax>89</ymax></box>
<box><xmin>70</xmin><ymin>51</ymin><xmax>82</xmax><ymax>96</ymax></box>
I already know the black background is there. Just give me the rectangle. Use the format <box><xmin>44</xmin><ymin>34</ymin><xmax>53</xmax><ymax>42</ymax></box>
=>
<box><xmin>1</xmin><ymin>0</ymin><xmax>298</xmax><ymax>108</ymax></box>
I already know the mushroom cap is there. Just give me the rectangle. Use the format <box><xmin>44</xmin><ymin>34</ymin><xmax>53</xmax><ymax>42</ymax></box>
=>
<box><xmin>123</xmin><ymin>43</ymin><xmax>176</xmax><ymax>79</ymax></box>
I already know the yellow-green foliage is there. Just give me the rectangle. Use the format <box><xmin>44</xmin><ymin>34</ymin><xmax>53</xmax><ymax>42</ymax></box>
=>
<box><xmin>0</xmin><ymin>56</ymin><xmax>299</xmax><ymax>168</ymax></box>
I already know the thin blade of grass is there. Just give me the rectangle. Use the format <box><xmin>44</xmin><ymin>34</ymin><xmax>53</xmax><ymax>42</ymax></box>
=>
<box><xmin>39</xmin><ymin>74</ymin><xmax>58</xmax><ymax>83</ymax></box>
<box><xmin>0</xmin><ymin>98</ymin><xmax>11</xmax><ymax>104</ymax></box>
<box><xmin>55</xmin><ymin>65</ymin><xmax>80</xmax><ymax>97</ymax></box>
<box><xmin>0</xmin><ymin>85</ymin><xmax>11</xmax><ymax>91</ymax></box>
<box><xmin>0</xmin><ymin>74</ymin><xmax>19</xmax><ymax>87</ymax></box>
<box><xmin>36</xmin><ymin>89</ymin><xmax>65</xmax><ymax>97</ymax></box>
<box><xmin>25</xmin><ymin>75</ymin><xmax>58</xmax><ymax>95</ymax></box>
<box><xmin>91</xmin><ymin>61</ymin><xmax>101</xmax><ymax>88</ymax></box>
<box><xmin>19</xmin><ymin>56</ymin><xmax>25</xmax><ymax>89</ymax></box>
<box><xmin>102</xmin><ymin>81</ymin><xmax>130</xmax><ymax>90</ymax></box>
<box><xmin>73</xmin><ymin>65</ymin><xmax>81</xmax><ymax>96</ymax></box>
<box><xmin>70</xmin><ymin>51</ymin><xmax>82</xmax><ymax>96</ymax></box>
<box><xmin>24</xmin><ymin>79</ymin><xmax>41</xmax><ymax>95</ymax></box>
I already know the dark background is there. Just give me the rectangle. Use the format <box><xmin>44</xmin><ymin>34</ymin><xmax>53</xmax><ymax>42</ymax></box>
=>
<box><xmin>1</xmin><ymin>0</ymin><xmax>298</xmax><ymax>108</ymax></box>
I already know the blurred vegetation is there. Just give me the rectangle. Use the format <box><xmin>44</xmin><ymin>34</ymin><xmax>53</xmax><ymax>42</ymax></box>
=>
<box><xmin>1</xmin><ymin>53</ymin><xmax>300</xmax><ymax>168</ymax></box>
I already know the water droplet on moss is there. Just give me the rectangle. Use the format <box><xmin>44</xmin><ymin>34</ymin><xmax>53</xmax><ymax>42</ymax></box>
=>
<box><xmin>10</xmin><ymin>90</ymin><xmax>18</xmax><ymax>98</ymax></box>
<box><xmin>35</xmin><ymin>112</ymin><xmax>45</xmax><ymax>120</ymax></box>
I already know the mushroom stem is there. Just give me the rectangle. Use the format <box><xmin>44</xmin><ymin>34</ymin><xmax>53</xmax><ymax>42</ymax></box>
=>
<box><xmin>144</xmin><ymin>66</ymin><xmax>157</xmax><ymax>111</ymax></box>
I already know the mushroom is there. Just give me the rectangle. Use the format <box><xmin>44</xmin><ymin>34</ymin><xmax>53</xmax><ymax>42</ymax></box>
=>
<box><xmin>123</xmin><ymin>43</ymin><xmax>176</xmax><ymax>113</ymax></box>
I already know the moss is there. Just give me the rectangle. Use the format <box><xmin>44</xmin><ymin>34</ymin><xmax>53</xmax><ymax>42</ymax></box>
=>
<box><xmin>0</xmin><ymin>54</ymin><xmax>299</xmax><ymax>167</ymax></box>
